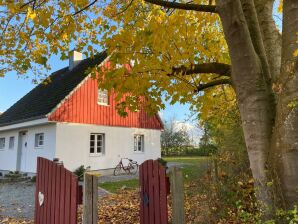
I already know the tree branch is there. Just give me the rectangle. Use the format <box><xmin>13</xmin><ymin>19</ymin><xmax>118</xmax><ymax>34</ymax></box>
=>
<box><xmin>72</xmin><ymin>0</ymin><xmax>98</xmax><ymax>16</ymax></box>
<box><xmin>196</xmin><ymin>79</ymin><xmax>231</xmax><ymax>92</ymax></box>
<box><xmin>144</xmin><ymin>0</ymin><xmax>217</xmax><ymax>12</ymax></box>
<box><xmin>171</xmin><ymin>62</ymin><xmax>231</xmax><ymax>77</ymax></box>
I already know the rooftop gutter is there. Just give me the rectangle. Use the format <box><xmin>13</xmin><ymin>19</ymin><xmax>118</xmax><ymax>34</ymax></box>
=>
<box><xmin>0</xmin><ymin>117</ymin><xmax>52</xmax><ymax>132</ymax></box>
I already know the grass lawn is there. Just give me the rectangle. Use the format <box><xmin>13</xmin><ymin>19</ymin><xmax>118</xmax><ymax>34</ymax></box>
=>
<box><xmin>99</xmin><ymin>179</ymin><xmax>139</xmax><ymax>193</ymax></box>
<box><xmin>99</xmin><ymin>156</ymin><xmax>210</xmax><ymax>193</ymax></box>
<box><xmin>164</xmin><ymin>156</ymin><xmax>210</xmax><ymax>195</ymax></box>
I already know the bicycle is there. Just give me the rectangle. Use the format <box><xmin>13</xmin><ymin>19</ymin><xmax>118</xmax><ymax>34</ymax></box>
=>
<box><xmin>114</xmin><ymin>158</ymin><xmax>139</xmax><ymax>176</ymax></box>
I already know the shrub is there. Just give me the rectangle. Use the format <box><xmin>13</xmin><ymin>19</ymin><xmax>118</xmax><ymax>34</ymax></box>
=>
<box><xmin>73</xmin><ymin>165</ymin><xmax>89</xmax><ymax>181</ymax></box>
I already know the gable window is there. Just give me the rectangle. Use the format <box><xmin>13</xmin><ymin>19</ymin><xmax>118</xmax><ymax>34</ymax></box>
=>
<box><xmin>90</xmin><ymin>133</ymin><xmax>105</xmax><ymax>156</ymax></box>
<box><xmin>9</xmin><ymin>136</ymin><xmax>15</xmax><ymax>149</ymax></box>
<box><xmin>35</xmin><ymin>133</ymin><xmax>44</xmax><ymax>148</ymax></box>
<box><xmin>98</xmin><ymin>89</ymin><xmax>109</xmax><ymax>105</ymax></box>
<box><xmin>134</xmin><ymin>135</ymin><xmax>144</xmax><ymax>152</ymax></box>
<box><xmin>0</xmin><ymin>138</ymin><xmax>5</xmax><ymax>150</ymax></box>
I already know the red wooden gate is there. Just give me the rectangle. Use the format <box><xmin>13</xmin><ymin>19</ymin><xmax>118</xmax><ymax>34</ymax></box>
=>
<box><xmin>34</xmin><ymin>157</ymin><xmax>79</xmax><ymax>224</ymax></box>
<box><xmin>139</xmin><ymin>160</ymin><xmax>168</xmax><ymax>224</ymax></box>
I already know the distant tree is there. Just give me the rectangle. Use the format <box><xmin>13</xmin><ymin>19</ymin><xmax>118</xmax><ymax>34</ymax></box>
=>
<box><xmin>161</xmin><ymin>118</ymin><xmax>191</xmax><ymax>151</ymax></box>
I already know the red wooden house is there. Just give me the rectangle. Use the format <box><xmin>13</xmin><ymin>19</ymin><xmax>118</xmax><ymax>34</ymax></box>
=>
<box><xmin>0</xmin><ymin>51</ymin><xmax>163</xmax><ymax>173</ymax></box>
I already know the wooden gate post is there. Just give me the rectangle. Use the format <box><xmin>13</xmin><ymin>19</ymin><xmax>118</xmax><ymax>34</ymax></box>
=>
<box><xmin>169</xmin><ymin>167</ymin><xmax>185</xmax><ymax>224</ymax></box>
<box><xmin>83</xmin><ymin>173</ymin><xmax>98</xmax><ymax>224</ymax></box>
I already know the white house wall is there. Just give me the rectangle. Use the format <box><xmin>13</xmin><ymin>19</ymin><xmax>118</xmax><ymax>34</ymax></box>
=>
<box><xmin>0</xmin><ymin>129</ymin><xmax>19</xmax><ymax>171</ymax></box>
<box><xmin>55</xmin><ymin>123</ymin><xmax>161</xmax><ymax>171</ymax></box>
<box><xmin>0</xmin><ymin>123</ymin><xmax>56</xmax><ymax>173</ymax></box>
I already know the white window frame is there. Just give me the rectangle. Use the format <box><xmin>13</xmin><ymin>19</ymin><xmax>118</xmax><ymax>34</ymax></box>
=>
<box><xmin>89</xmin><ymin>133</ymin><xmax>105</xmax><ymax>156</ymax></box>
<box><xmin>9</xmin><ymin>136</ymin><xmax>15</xmax><ymax>149</ymax></box>
<box><xmin>134</xmin><ymin>135</ymin><xmax>144</xmax><ymax>153</ymax></box>
<box><xmin>35</xmin><ymin>133</ymin><xmax>44</xmax><ymax>148</ymax></box>
<box><xmin>0</xmin><ymin>137</ymin><xmax>5</xmax><ymax>150</ymax></box>
<box><xmin>97</xmin><ymin>89</ymin><xmax>109</xmax><ymax>106</ymax></box>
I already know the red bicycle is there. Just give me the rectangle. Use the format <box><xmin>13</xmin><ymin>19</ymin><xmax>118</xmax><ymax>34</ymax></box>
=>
<box><xmin>114</xmin><ymin>158</ymin><xmax>139</xmax><ymax>176</ymax></box>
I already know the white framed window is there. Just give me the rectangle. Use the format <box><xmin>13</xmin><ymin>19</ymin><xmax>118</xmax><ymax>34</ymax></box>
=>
<box><xmin>0</xmin><ymin>138</ymin><xmax>5</xmax><ymax>150</ymax></box>
<box><xmin>90</xmin><ymin>133</ymin><xmax>105</xmax><ymax>156</ymax></box>
<box><xmin>98</xmin><ymin>89</ymin><xmax>109</xmax><ymax>105</ymax></box>
<box><xmin>134</xmin><ymin>135</ymin><xmax>144</xmax><ymax>152</ymax></box>
<box><xmin>9</xmin><ymin>136</ymin><xmax>15</xmax><ymax>149</ymax></box>
<box><xmin>35</xmin><ymin>133</ymin><xmax>44</xmax><ymax>148</ymax></box>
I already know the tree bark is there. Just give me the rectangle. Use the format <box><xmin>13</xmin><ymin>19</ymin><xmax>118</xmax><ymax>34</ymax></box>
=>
<box><xmin>216</xmin><ymin>0</ymin><xmax>275</xmax><ymax>207</ymax></box>
<box><xmin>254</xmin><ymin>0</ymin><xmax>282</xmax><ymax>82</ymax></box>
<box><xmin>274</xmin><ymin>0</ymin><xmax>298</xmax><ymax>208</ymax></box>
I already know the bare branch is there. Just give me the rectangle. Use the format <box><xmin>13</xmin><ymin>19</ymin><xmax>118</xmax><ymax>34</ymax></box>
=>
<box><xmin>172</xmin><ymin>62</ymin><xmax>231</xmax><ymax>77</ymax></box>
<box><xmin>144</xmin><ymin>0</ymin><xmax>217</xmax><ymax>12</ymax></box>
<box><xmin>20</xmin><ymin>0</ymin><xmax>36</xmax><ymax>9</ymax></box>
<box><xmin>115</xmin><ymin>0</ymin><xmax>134</xmax><ymax>16</ymax></box>
<box><xmin>72</xmin><ymin>0</ymin><xmax>98</xmax><ymax>16</ymax></box>
<box><xmin>196</xmin><ymin>79</ymin><xmax>231</xmax><ymax>92</ymax></box>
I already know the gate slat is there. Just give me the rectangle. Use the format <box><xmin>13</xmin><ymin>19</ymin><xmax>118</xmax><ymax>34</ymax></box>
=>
<box><xmin>54</xmin><ymin>165</ymin><xmax>61</xmax><ymax>224</ymax></box>
<box><xmin>50</xmin><ymin>163</ymin><xmax>56</xmax><ymax>224</ymax></box>
<box><xmin>143</xmin><ymin>160</ymin><xmax>149</xmax><ymax>224</ymax></box>
<box><xmin>34</xmin><ymin>157</ymin><xmax>40</xmax><ymax>222</ymax></box>
<box><xmin>39</xmin><ymin>158</ymin><xmax>45</xmax><ymax>224</ymax></box>
<box><xmin>148</xmin><ymin>160</ymin><xmax>154</xmax><ymax>223</ymax></box>
<box><xmin>153</xmin><ymin>161</ymin><xmax>161</xmax><ymax>224</ymax></box>
<box><xmin>159</xmin><ymin>166</ymin><xmax>168</xmax><ymax>224</ymax></box>
<box><xmin>70</xmin><ymin>175</ymin><xmax>78</xmax><ymax>223</ymax></box>
<box><xmin>59</xmin><ymin>168</ymin><xmax>66</xmax><ymax>224</ymax></box>
<box><xmin>46</xmin><ymin>161</ymin><xmax>52</xmax><ymax>223</ymax></box>
<box><xmin>65</xmin><ymin>171</ymin><xmax>71</xmax><ymax>224</ymax></box>
<box><xmin>139</xmin><ymin>163</ymin><xmax>144</xmax><ymax>224</ymax></box>
<box><xmin>44</xmin><ymin>159</ymin><xmax>49</xmax><ymax>224</ymax></box>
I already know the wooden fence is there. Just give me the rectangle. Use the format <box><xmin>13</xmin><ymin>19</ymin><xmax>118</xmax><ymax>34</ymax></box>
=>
<box><xmin>34</xmin><ymin>157</ymin><xmax>79</xmax><ymax>224</ymax></box>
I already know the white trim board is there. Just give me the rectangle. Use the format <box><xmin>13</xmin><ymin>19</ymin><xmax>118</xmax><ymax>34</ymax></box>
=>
<box><xmin>0</xmin><ymin>118</ymin><xmax>50</xmax><ymax>132</ymax></box>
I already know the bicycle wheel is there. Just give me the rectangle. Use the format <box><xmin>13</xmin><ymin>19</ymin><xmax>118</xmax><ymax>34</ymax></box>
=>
<box><xmin>114</xmin><ymin>164</ymin><xmax>122</xmax><ymax>176</ymax></box>
<box><xmin>129</xmin><ymin>163</ymin><xmax>139</xmax><ymax>175</ymax></box>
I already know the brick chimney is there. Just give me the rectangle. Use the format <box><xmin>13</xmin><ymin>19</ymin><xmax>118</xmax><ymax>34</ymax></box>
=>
<box><xmin>69</xmin><ymin>50</ymin><xmax>83</xmax><ymax>70</ymax></box>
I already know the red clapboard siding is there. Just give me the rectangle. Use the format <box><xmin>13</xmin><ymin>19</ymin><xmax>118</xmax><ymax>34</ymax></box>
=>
<box><xmin>48</xmin><ymin>62</ymin><xmax>163</xmax><ymax>130</ymax></box>
<box><xmin>140</xmin><ymin>160</ymin><xmax>168</xmax><ymax>224</ymax></box>
<box><xmin>34</xmin><ymin>157</ymin><xmax>79</xmax><ymax>224</ymax></box>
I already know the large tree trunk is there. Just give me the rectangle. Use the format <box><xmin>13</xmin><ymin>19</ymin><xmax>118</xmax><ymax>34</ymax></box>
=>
<box><xmin>274</xmin><ymin>0</ymin><xmax>298</xmax><ymax>208</ymax></box>
<box><xmin>216</xmin><ymin>0</ymin><xmax>298</xmax><ymax>210</ymax></box>
<box><xmin>216</xmin><ymin>0</ymin><xmax>275</xmax><ymax>206</ymax></box>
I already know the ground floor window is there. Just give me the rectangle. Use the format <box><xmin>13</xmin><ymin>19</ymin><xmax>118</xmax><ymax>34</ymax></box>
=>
<box><xmin>35</xmin><ymin>133</ymin><xmax>44</xmax><ymax>148</ymax></box>
<box><xmin>90</xmin><ymin>133</ymin><xmax>105</xmax><ymax>156</ymax></box>
<box><xmin>0</xmin><ymin>138</ymin><xmax>5</xmax><ymax>149</ymax></box>
<box><xmin>134</xmin><ymin>135</ymin><xmax>144</xmax><ymax>152</ymax></box>
<box><xmin>9</xmin><ymin>136</ymin><xmax>14</xmax><ymax>149</ymax></box>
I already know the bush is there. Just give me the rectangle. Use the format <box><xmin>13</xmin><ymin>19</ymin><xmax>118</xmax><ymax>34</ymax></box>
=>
<box><xmin>157</xmin><ymin>158</ymin><xmax>167</xmax><ymax>167</ymax></box>
<box><xmin>73</xmin><ymin>165</ymin><xmax>90</xmax><ymax>181</ymax></box>
<box><xmin>161</xmin><ymin>144</ymin><xmax>218</xmax><ymax>157</ymax></box>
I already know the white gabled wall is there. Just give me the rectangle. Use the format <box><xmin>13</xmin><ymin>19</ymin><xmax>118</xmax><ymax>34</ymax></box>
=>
<box><xmin>0</xmin><ymin>129</ymin><xmax>19</xmax><ymax>171</ymax></box>
<box><xmin>55</xmin><ymin>123</ymin><xmax>161</xmax><ymax>171</ymax></box>
<box><xmin>0</xmin><ymin>124</ymin><xmax>56</xmax><ymax>173</ymax></box>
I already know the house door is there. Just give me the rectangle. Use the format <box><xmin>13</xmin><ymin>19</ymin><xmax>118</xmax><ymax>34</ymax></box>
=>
<box><xmin>17</xmin><ymin>131</ymin><xmax>28</xmax><ymax>172</ymax></box>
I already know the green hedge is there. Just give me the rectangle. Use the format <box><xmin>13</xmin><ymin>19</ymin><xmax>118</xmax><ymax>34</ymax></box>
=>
<box><xmin>161</xmin><ymin>145</ymin><xmax>218</xmax><ymax>157</ymax></box>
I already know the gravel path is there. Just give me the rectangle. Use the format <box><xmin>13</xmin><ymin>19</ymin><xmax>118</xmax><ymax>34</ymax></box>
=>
<box><xmin>98</xmin><ymin>173</ymin><xmax>138</xmax><ymax>183</ymax></box>
<box><xmin>0</xmin><ymin>181</ymin><xmax>35</xmax><ymax>219</ymax></box>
